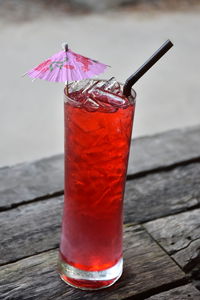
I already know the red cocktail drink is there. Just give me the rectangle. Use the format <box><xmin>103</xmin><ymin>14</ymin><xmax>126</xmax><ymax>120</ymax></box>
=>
<box><xmin>58</xmin><ymin>79</ymin><xmax>136</xmax><ymax>289</ymax></box>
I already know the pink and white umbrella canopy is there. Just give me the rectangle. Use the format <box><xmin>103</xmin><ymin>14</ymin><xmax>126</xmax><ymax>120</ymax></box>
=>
<box><xmin>27</xmin><ymin>45</ymin><xmax>109</xmax><ymax>82</ymax></box>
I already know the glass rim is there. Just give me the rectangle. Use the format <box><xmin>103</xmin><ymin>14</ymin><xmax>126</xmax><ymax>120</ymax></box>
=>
<box><xmin>64</xmin><ymin>79</ymin><xmax>137</xmax><ymax>103</ymax></box>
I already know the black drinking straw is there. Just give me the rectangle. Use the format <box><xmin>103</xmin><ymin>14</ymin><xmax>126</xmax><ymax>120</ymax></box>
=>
<box><xmin>65</xmin><ymin>44</ymin><xmax>69</xmax><ymax>52</ymax></box>
<box><xmin>123</xmin><ymin>39</ymin><xmax>173</xmax><ymax>97</ymax></box>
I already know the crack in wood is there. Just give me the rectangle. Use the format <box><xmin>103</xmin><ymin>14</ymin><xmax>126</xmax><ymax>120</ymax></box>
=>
<box><xmin>144</xmin><ymin>209</ymin><xmax>200</xmax><ymax>292</ymax></box>
<box><xmin>0</xmin><ymin>246</ymin><xmax>59</xmax><ymax>268</ymax></box>
<box><xmin>144</xmin><ymin>284</ymin><xmax>200</xmax><ymax>300</ymax></box>
<box><xmin>123</xmin><ymin>279</ymin><xmax>189</xmax><ymax>300</ymax></box>
<box><xmin>141</xmin><ymin>224</ymin><xmax>185</xmax><ymax>272</ymax></box>
<box><xmin>141</xmin><ymin>203</ymin><xmax>200</xmax><ymax>226</ymax></box>
<box><xmin>0</xmin><ymin>190</ymin><xmax>64</xmax><ymax>212</ymax></box>
<box><xmin>127</xmin><ymin>156</ymin><xmax>200</xmax><ymax>180</ymax></box>
<box><xmin>170</xmin><ymin>237</ymin><xmax>200</xmax><ymax>256</ymax></box>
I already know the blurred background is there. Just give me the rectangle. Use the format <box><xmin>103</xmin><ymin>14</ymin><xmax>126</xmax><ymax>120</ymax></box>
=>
<box><xmin>0</xmin><ymin>0</ymin><xmax>200</xmax><ymax>167</ymax></box>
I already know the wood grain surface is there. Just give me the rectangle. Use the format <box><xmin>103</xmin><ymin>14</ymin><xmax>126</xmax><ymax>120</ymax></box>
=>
<box><xmin>1</xmin><ymin>125</ymin><xmax>200</xmax><ymax>299</ymax></box>
<box><xmin>145</xmin><ymin>209</ymin><xmax>200</xmax><ymax>291</ymax></box>
<box><xmin>145</xmin><ymin>209</ymin><xmax>200</xmax><ymax>271</ymax></box>
<box><xmin>0</xmin><ymin>155</ymin><xmax>64</xmax><ymax>210</ymax></box>
<box><xmin>1</xmin><ymin>125</ymin><xmax>199</xmax><ymax>210</ymax></box>
<box><xmin>128</xmin><ymin>125</ymin><xmax>200</xmax><ymax>176</ymax></box>
<box><xmin>124</xmin><ymin>162</ymin><xmax>200</xmax><ymax>223</ymax></box>
<box><xmin>0</xmin><ymin>196</ymin><xmax>63</xmax><ymax>265</ymax></box>
<box><xmin>146</xmin><ymin>284</ymin><xmax>200</xmax><ymax>299</ymax></box>
<box><xmin>1</xmin><ymin>161</ymin><xmax>200</xmax><ymax>266</ymax></box>
<box><xmin>0</xmin><ymin>225</ymin><xmax>186</xmax><ymax>300</ymax></box>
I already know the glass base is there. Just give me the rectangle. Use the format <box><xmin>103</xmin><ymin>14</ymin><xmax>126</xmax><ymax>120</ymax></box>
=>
<box><xmin>58</xmin><ymin>257</ymin><xmax>123</xmax><ymax>290</ymax></box>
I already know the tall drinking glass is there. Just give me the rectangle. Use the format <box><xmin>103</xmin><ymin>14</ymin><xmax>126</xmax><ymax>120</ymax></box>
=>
<box><xmin>58</xmin><ymin>79</ymin><xmax>136</xmax><ymax>290</ymax></box>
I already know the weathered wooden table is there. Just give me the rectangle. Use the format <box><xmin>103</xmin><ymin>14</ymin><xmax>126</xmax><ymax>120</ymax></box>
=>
<box><xmin>1</xmin><ymin>125</ymin><xmax>200</xmax><ymax>299</ymax></box>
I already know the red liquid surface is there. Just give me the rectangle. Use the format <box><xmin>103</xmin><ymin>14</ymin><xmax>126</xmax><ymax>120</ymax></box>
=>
<box><xmin>60</xmin><ymin>88</ymin><xmax>135</xmax><ymax>272</ymax></box>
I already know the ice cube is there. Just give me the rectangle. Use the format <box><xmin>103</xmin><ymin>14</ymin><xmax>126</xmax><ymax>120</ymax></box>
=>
<box><xmin>88</xmin><ymin>88</ymin><xmax>129</xmax><ymax>108</ymax></box>
<box><xmin>95</xmin><ymin>100</ymin><xmax>118</xmax><ymax>113</ymax></box>
<box><xmin>101</xmin><ymin>77</ymin><xmax>115</xmax><ymax>89</ymax></box>
<box><xmin>64</xmin><ymin>90</ymin><xmax>83</xmax><ymax>107</ymax></box>
<box><xmin>83</xmin><ymin>98</ymin><xmax>99</xmax><ymax>112</ymax></box>
<box><xmin>68</xmin><ymin>79</ymin><xmax>90</xmax><ymax>94</ymax></box>
<box><xmin>82</xmin><ymin>80</ymin><xmax>96</xmax><ymax>93</ymax></box>
<box><xmin>84</xmin><ymin>80</ymin><xmax>105</xmax><ymax>94</ymax></box>
<box><xmin>68</xmin><ymin>90</ymin><xmax>86</xmax><ymax>104</ymax></box>
<box><xmin>95</xmin><ymin>80</ymin><xmax>106</xmax><ymax>89</ymax></box>
<box><xmin>65</xmin><ymin>97</ymin><xmax>82</xmax><ymax>108</ymax></box>
<box><xmin>102</xmin><ymin>77</ymin><xmax>121</xmax><ymax>94</ymax></box>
